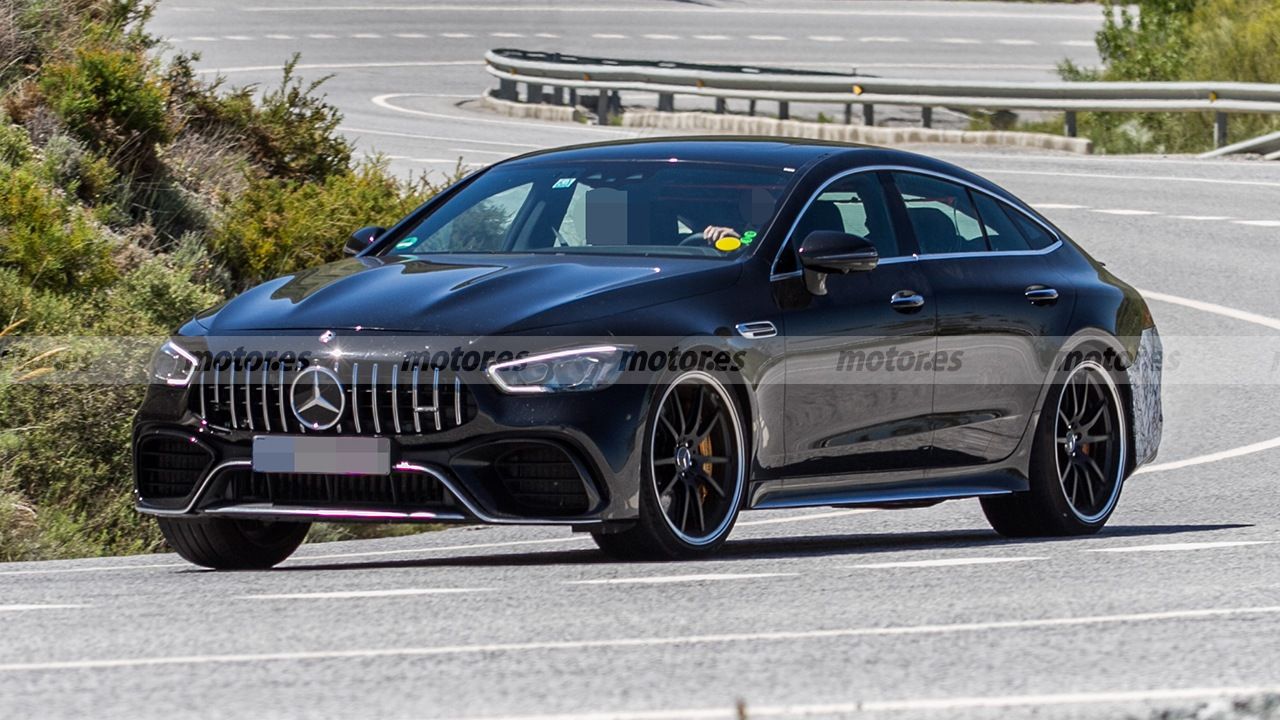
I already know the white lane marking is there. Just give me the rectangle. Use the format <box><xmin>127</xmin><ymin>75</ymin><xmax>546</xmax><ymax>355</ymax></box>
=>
<box><xmin>808</xmin><ymin>35</ymin><xmax>844</xmax><ymax>42</ymax></box>
<box><xmin>1032</xmin><ymin>203</ymin><xmax>1088</xmax><ymax>209</ymax></box>
<box><xmin>448</xmin><ymin>147</ymin><xmax>516</xmax><ymax>156</ymax></box>
<box><xmin>351</xmin><ymin>32</ymin><xmax>382</xmax><ymax>38</ymax></box>
<box><xmin>438</xmin><ymin>686</ymin><xmax>1280</xmax><ymax>720</ymax></box>
<box><xmin>568</xmin><ymin>573</ymin><xmax>794</xmax><ymax>586</ymax></box>
<box><xmin>534</xmin><ymin>33</ymin><xmax>560</xmax><ymax>39</ymax></box>
<box><xmin>1092</xmin><ymin>208</ymin><xmax>1159</xmax><ymax>216</ymax></box>
<box><xmin>1138</xmin><ymin>289</ymin><xmax>1280</xmax><ymax>332</ymax></box>
<box><xmin>186</xmin><ymin>35</ymin><xmax>217</xmax><ymax>41</ymax></box>
<box><xmin>977</xmin><ymin>167</ymin><xmax>1280</xmax><ymax>190</ymax></box>
<box><xmin>289</xmin><ymin>536</ymin><xmax>589</xmax><ymax>562</ymax></box>
<box><xmin>197</xmin><ymin>59</ymin><xmax>481</xmax><ymax>74</ymax></box>
<box><xmin>372</xmin><ymin>93</ymin><xmax>636</xmax><ymax>134</ymax></box>
<box><xmin>339</xmin><ymin>125</ymin><xmax>543</xmax><ymax>148</ymax></box>
<box><xmin>1235</xmin><ymin>220</ymin><xmax>1280</xmax><ymax>227</ymax></box>
<box><xmin>0</xmin><ymin>604</ymin><xmax>90</xmax><ymax>612</ymax></box>
<box><xmin>394</xmin><ymin>32</ymin><xmax>427</xmax><ymax>38</ymax></box>
<box><xmin>240</xmin><ymin>588</ymin><xmax>491</xmax><ymax>600</ymax></box>
<box><xmin>592</xmin><ymin>33</ymin><xmax>627</xmax><ymax>39</ymax></box>
<box><xmin>693</xmin><ymin>34</ymin><xmax>728</xmax><ymax>41</ymax></box>
<box><xmin>996</xmin><ymin>38</ymin><xmax>1038</xmax><ymax>45</ymax></box>
<box><xmin>439</xmin><ymin>32</ymin><xmax>474</xmax><ymax>38</ymax></box>
<box><xmin>0</xmin><ymin>563</ymin><xmax>188</xmax><ymax>577</ymax></box>
<box><xmin>748</xmin><ymin>34</ymin><xmax>788</xmax><ymax>41</ymax></box>
<box><xmin>264</xmin><ymin>33</ymin><xmax>293</xmax><ymax>39</ymax></box>
<box><xmin>491</xmin><ymin>32</ymin><xmax>525</xmax><ymax>38</ymax></box>
<box><xmin>849</xmin><ymin>557</ymin><xmax>1048</xmax><ymax>569</ymax></box>
<box><xmin>736</xmin><ymin>509</ymin><xmax>875</xmax><ymax>527</ymax></box>
<box><xmin>5</xmin><ymin>606</ymin><xmax>1278</xmax><ymax>672</ymax></box>
<box><xmin>243</xmin><ymin>6</ymin><xmax>1104</xmax><ymax>22</ymax></box>
<box><xmin>385</xmin><ymin>156</ymin><xmax>486</xmax><ymax>167</ymax></box>
<box><xmin>1060</xmin><ymin>39</ymin><xmax>1097</xmax><ymax>47</ymax></box>
<box><xmin>860</xmin><ymin>36</ymin><xmax>908</xmax><ymax>43</ymax></box>
<box><xmin>643</xmin><ymin>33</ymin><xmax>680</xmax><ymax>40</ymax></box>
<box><xmin>307</xmin><ymin>33</ymin><xmax>337</xmax><ymax>39</ymax></box>
<box><xmin>222</xmin><ymin>34</ymin><xmax>252</xmax><ymax>40</ymax></box>
<box><xmin>1137</xmin><ymin>435</ymin><xmax>1280</xmax><ymax>475</ymax></box>
<box><xmin>1087</xmin><ymin>541</ymin><xmax>1274</xmax><ymax>554</ymax></box>
<box><xmin>1172</xmin><ymin>214</ymin><xmax>1233</xmax><ymax>221</ymax></box>
<box><xmin>939</xmin><ymin>37</ymin><xmax>982</xmax><ymax>44</ymax></box>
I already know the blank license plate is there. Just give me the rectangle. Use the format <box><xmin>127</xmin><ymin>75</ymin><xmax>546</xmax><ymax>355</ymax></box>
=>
<box><xmin>252</xmin><ymin>436</ymin><xmax>391</xmax><ymax>475</ymax></box>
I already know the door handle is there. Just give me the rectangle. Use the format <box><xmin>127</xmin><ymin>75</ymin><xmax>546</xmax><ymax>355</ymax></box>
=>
<box><xmin>890</xmin><ymin>290</ymin><xmax>926</xmax><ymax>311</ymax></box>
<box><xmin>1025</xmin><ymin>285</ymin><xmax>1060</xmax><ymax>305</ymax></box>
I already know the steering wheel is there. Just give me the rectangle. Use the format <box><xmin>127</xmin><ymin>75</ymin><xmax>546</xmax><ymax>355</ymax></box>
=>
<box><xmin>678</xmin><ymin>232</ymin><xmax>710</xmax><ymax>247</ymax></box>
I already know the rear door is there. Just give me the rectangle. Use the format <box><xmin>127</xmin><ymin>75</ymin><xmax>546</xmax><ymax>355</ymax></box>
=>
<box><xmin>886</xmin><ymin>171</ymin><xmax>1075</xmax><ymax>467</ymax></box>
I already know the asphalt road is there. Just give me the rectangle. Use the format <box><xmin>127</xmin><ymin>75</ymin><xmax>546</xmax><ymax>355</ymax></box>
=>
<box><xmin>4</xmin><ymin>2</ymin><xmax>1280</xmax><ymax>719</ymax></box>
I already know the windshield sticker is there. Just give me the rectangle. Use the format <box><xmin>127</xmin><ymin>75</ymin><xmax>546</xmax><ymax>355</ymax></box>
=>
<box><xmin>740</xmin><ymin>230</ymin><xmax>757</xmax><ymax>245</ymax></box>
<box><xmin>714</xmin><ymin>236</ymin><xmax>743</xmax><ymax>252</ymax></box>
<box><xmin>552</xmin><ymin>177</ymin><xmax>576</xmax><ymax>189</ymax></box>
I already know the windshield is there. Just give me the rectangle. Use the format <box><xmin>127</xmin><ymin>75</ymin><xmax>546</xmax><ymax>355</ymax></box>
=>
<box><xmin>384</xmin><ymin>160</ymin><xmax>796</xmax><ymax>259</ymax></box>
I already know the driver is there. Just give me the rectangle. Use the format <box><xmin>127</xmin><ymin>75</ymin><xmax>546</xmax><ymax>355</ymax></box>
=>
<box><xmin>701</xmin><ymin>187</ymin><xmax>777</xmax><ymax>246</ymax></box>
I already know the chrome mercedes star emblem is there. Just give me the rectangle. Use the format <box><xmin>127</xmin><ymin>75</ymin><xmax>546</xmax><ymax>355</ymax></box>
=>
<box><xmin>289</xmin><ymin>365</ymin><xmax>346</xmax><ymax>430</ymax></box>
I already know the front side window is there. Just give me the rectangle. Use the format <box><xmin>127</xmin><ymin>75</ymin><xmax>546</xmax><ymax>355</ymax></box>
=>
<box><xmin>890</xmin><ymin>172</ymin><xmax>986</xmax><ymax>256</ymax></box>
<box><xmin>776</xmin><ymin>171</ymin><xmax>901</xmax><ymax>274</ymax></box>
<box><xmin>386</xmin><ymin>160</ymin><xmax>796</xmax><ymax>260</ymax></box>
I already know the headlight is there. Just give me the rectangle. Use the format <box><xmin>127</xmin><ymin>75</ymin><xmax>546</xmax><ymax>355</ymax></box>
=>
<box><xmin>486</xmin><ymin>345</ymin><xmax>628</xmax><ymax>394</ymax></box>
<box><xmin>150</xmin><ymin>340</ymin><xmax>199</xmax><ymax>387</ymax></box>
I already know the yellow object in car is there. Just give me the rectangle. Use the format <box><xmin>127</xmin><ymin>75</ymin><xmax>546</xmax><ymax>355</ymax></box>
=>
<box><xmin>714</xmin><ymin>236</ymin><xmax>742</xmax><ymax>252</ymax></box>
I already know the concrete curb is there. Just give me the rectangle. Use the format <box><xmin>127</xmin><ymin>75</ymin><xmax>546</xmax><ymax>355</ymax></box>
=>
<box><xmin>478</xmin><ymin>93</ymin><xmax>584</xmax><ymax>123</ymax></box>
<box><xmin>622</xmin><ymin>110</ymin><xmax>1093</xmax><ymax>154</ymax></box>
<box><xmin>477</xmin><ymin>93</ymin><xmax>1092</xmax><ymax>154</ymax></box>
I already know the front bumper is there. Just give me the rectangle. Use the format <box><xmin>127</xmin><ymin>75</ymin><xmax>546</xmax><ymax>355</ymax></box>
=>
<box><xmin>133</xmin><ymin>376</ymin><xmax>652</xmax><ymax>526</ymax></box>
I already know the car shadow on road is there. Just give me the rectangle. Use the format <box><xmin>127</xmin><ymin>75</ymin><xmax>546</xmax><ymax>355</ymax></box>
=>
<box><xmin>272</xmin><ymin>522</ymin><xmax>1250</xmax><ymax>572</ymax></box>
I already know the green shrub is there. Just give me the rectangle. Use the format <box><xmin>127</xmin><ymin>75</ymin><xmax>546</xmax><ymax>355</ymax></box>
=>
<box><xmin>213</xmin><ymin>159</ymin><xmax>440</xmax><ymax>289</ymax></box>
<box><xmin>0</xmin><ymin>161</ymin><xmax>117</xmax><ymax>292</ymax></box>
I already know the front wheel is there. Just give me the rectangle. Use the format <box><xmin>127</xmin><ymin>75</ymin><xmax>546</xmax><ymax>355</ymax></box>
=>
<box><xmin>158</xmin><ymin>516</ymin><xmax>310</xmax><ymax>569</ymax></box>
<box><xmin>982</xmin><ymin>358</ymin><xmax>1129</xmax><ymax>537</ymax></box>
<box><xmin>593</xmin><ymin>371</ymin><xmax>747</xmax><ymax>560</ymax></box>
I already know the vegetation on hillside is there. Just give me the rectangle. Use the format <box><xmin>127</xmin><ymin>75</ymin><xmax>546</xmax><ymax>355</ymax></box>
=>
<box><xmin>0</xmin><ymin>0</ymin><xmax>449</xmax><ymax>561</ymax></box>
<box><xmin>1060</xmin><ymin>0</ymin><xmax>1280</xmax><ymax>153</ymax></box>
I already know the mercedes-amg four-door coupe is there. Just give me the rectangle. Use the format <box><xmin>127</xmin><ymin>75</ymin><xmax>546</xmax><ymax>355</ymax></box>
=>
<box><xmin>136</xmin><ymin>138</ymin><xmax>1162</xmax><ymax>569</ymax></box>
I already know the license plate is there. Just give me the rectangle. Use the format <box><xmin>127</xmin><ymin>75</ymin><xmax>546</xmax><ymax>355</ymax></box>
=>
<box><xmin>252</xmin><ymin>436</ymin><xmax>392</xmax><ymax>475</ymax></box>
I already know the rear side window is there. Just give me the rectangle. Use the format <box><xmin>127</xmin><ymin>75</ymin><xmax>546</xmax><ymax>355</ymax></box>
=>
<box><xmin>890</xmin><ymin>172</ymin><xmax>986</xmax><ymax>256</ymax></box>
<box><xmin>1007</xmin><ymin>207</ymin><xmax>1057</xmax><ymax>250</ymax></box>
<box><xmin>972</xmin><ymin>192</ymin><xmax>1030</xmax><ymax>252</ymax></box>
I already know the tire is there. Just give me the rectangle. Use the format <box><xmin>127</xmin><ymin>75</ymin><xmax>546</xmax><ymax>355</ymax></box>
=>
<box><xmin>158</xmin><ymin>516</ymin><xmax>310</xmax><ymax>570</ymax></box>
<box><xmin>593</xmin><ymin>371</ymin><xmax>747</xmax><ymax>560</ymax></box>
<box><xmin>982</xmin><ymin>358</ymin><xmax>1129</xmax><ymax>537</ymax></box>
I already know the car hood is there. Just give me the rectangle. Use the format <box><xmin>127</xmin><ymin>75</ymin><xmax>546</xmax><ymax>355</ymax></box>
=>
<box><xmin>197</xmin><ymin>254</ymin><xmax>741</xmax><ymax>335</ymax></box>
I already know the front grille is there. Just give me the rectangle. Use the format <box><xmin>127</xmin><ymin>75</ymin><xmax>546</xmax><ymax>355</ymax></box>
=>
<box><xmin>190</xmin><ymin>358</ymin><xmax>473</xmax><ymax>436</ymax></box>
<box><xmin>228</xmin><ymin>470</ymin><xmax>451</xmax><ymax>508</ymax></box>
<box><xmin>493</xmin><ymin>445</ymin><xmax>590</xmax><ymax>515</ymax></box>
<box><xmin>136</xmin><ymin>436</ymin><xmax>213</xmax><ymax>500</ymax></box>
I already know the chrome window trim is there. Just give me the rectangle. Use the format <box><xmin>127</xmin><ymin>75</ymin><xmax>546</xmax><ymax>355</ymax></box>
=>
<box><xmin>769</xmin><ymin>164</ymin><xmax>1064</xmax><ymax>280</ymax></box>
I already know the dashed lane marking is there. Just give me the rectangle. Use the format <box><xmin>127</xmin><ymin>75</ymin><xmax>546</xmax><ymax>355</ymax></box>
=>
<box><xmin>939</xmin><ymin>38</ymin><xmax>982</xmax><ymax>44</ymax></box>
<box><xmin>859</xmin><ymin>36</ymin><xmax>908</xmax><ymax>43</ymax></box>
<box><xmin>196</xmin><ymin>60</ymin><xmax>481</xmax><ymax>74</ymax></box>
<box><xmin>239</xmin><ymin>588</ymin><xmax>492</xmax><ymax>600</ymax></box>
<box><xmin>736</xmin><ymin>509</ymin><xmax>875</xmax><ymax>527</ymax></box>
<box><xmin>996</xmin><ymin>39</ymin><xmax>1038</xmax><ymax>45</ymax></box>
<box><xmin>748</xmin><ymin>35</ymin><xmax>788</xmax><ymax>41</ymax></box>
<box><xmin>339</xmin><ymin>126</ymin><xmax>544</xmax><ymax>148</ymax></box>
<box><xmin>848</xmin><ymin>557</ymin><xmax>1049</xmax><ymax>569</ymax></box>
<box><xmin>5</xmin><ymin>606</ymin><xmax>1279</xmax><ymax>672</ymax></box>
<box><xmin>0</xmin><ymin>604</ymin><xmax>90</xmax><ymax>612</ymax></box>
<box><xmin>1091</xmin><ymin>208</ymin><xmax>1160</xmax><ymax>216</ymax></box>
<box><xmin>1086</xmin><ymin>541</ymin><xmax>1275</xmax><ymax>554</ymax></box>
<box><xmin>1235</xmin><ymin>220</ymin><xmax>1280</xmax><ymax>227</ymax></box>
<box><xmin>567</xmin><ymin>573</ymin><xmax>795</xmax><ymax>586</ymax></box>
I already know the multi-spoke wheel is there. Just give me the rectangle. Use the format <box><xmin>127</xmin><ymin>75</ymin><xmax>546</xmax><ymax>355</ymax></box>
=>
<box><xmin>982</xmin><ymin>358</ymin><xmax>1129</xmax><ymax>537</ymax></box>
<box><xmin>593</xmin><ymin>371</ymin><xmax>746</xmax><ymax>559</ymax></box>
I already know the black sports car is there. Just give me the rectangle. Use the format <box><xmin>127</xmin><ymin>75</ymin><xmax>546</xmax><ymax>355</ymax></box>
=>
<box><xmin>135</xmin><ymin>138</ymin><xmax>1163</xmax><ymax>569</ymax></box>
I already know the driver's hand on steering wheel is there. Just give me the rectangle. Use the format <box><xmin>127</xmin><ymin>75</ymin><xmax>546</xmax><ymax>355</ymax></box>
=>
<box><xmin>702</xmin><ymin>226</ymin><xmax>740</xmax><ymax>244</ymax></box>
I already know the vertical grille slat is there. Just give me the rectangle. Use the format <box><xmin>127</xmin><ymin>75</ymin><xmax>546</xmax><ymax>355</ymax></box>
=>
<box><xmin>190</xmin><ymin>358</ymin><xmax>470</xmax><ymax>436</ymax></box>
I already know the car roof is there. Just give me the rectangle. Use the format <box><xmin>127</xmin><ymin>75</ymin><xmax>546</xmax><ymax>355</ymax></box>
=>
<box><xmin>489</xmin><ymin>136</ymin><xmax>1027</xmax><ymax>211</ymax></box>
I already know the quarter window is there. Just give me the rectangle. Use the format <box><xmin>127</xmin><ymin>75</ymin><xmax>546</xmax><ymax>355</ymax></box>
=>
<box><xmin>971</xmin><ymin>192</ymin><xmax>1030</xmax><ymax>252</ymax></box>
<box><xmin>890</xmin><ymin>172</ymin><xmax>987</xmax><ymax>256</ymax></box>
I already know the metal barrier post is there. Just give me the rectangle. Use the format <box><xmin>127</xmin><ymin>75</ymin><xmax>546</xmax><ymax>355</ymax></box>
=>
<box><xmin>597</xmin><ymin>91</ymin><xmax>611</xmax><ymax>125</ymax></box>
<box><xmin>749</xmin><ymin>99</ymin><xmax>757</xmax><ymax>116</ymax></box>
<box><xmin>1064</xmin><ymin>111</ymin><xmax>1078</xmax><ymax>138</ymax></box>
<box><xmin>922</xmin><ymin>107</ymin><xmax>933</xmax><ymax>128</ymax></box>
<box><xmin>550</xmin><ymin>86</ymin><xmax>565</xmax><ymax>106</ymax></box>
<box><xmin>1215</xmin><ymin>112</ymin><xmax>1229</xmax><ymax>147</ymax></box>
<box><xmin>863</xmin><ymin>104</ymin><xmax>875</xmax><ymax>126</ymax></box>
<box><xmin>525</xmin><ymin>83</ymin><xmax>543</xmax><ymax>104</ymax></box>
<box><xmin>845</xmin><ymin>104</ymin><xmax>853</xmax><ymax>124</ymax></box>
<box><xmin>658</xmin><ymin>93</ymin><xmax>674</xmax><ymax>112</ymax></box>
<box><xmin>498</xmin><ymin>79</ymin><xmax>517</xmax><ymax>101</ymax></box>
<box><xmin>715</xmin><ymin>98</ymin><xmax>727</xmax><ymax>114</ymax></box>
<box><xmin>779</xmin><ymin>101</ymin><xmax>790</xmax><ymax>120</ymax></box>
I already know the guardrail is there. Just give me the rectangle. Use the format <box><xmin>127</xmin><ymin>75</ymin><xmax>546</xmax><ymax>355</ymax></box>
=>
<box><xmin>484</xmin><ymin>49</ymin><xmax>1280</xmax><ymax>150</ymax></box>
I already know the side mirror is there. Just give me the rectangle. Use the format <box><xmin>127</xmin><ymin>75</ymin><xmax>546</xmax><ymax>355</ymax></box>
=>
<box><xmin>344</xmin><ymin>226</ymin><xmax>386</xmax><ymax>256</ymax></box>
<box><xmin>797</xmin><ymin>231</ymin><xmax>879</xmax><ymax>274</ymax></box>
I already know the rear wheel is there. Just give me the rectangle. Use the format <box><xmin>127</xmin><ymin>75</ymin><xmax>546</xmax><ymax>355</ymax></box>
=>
<box><xmin>593</xmin><ymin>371</ymin><xmax>746</xmax><ymax>560</ymax></box>
<box><xmin>158</xmin><ymin>516</ymin><xmax>309</xmax><ymax>569</ymax></box>
<box><xmin>982</xmin><ymin>358</ymin><xmax>1129</xmax><ymax>537</ymax></box>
